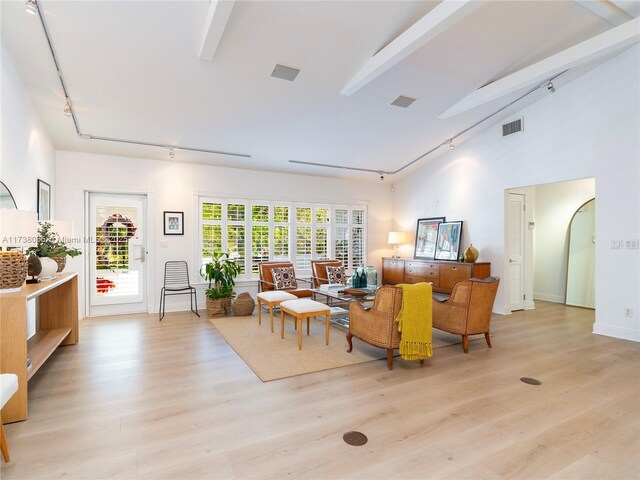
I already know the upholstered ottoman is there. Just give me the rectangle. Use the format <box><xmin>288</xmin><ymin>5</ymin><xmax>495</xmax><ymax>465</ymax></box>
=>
<box><xmin>257</xmin><ymin>291</ymin><xmax>297</xmax><ymax>333</ymax></box>
<box><xmin>279</xmin><ymin>299</ymin><xmax>331</xmax><ymax>350</ymax></box>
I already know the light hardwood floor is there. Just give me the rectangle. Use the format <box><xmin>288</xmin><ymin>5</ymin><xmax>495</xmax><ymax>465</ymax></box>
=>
<box><xmin>1</xmin><ymin>302</ymin><xmax>638</xmax><ymax>479</ymax></box>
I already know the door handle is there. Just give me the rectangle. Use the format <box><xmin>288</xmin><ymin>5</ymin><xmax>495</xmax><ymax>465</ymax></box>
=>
<box><xmin>509</xmin><ymin>259</ymin><xmax>514</xmax><ymax>263</ymax></box>
<box><xmin>134</xmin><ymin>245</ymin><xmax>146</xmax><ymax>262</ymax></box>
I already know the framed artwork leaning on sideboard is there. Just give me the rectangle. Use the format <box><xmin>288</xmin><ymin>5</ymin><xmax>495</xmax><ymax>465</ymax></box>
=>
<box><xmin>434</xmin><ymin>221</ymin><xmax>463</xmax><ymax>261</ymax></box>
<box><xmin>414</xmin><ymin>217</ymin><xmax>445</xmax><ymax>260</ymax></box>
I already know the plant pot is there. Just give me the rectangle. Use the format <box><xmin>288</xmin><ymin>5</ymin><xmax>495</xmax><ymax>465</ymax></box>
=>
<box><xmin>52</xmin><ymin>255</ymin><xmax>67</xmax><ymax>273</ymax></box>
<box><xmin>206</xmin><ymin>297</ymin><xmax>232</xmax><ymax>317</ymax></box>
<box><xmin>39</xmin><ymin>257</ymin><xmax>59</xmax><ymax>278</ymax></box>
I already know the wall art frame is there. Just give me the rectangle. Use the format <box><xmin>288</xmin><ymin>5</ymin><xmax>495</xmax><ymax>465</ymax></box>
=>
<box><xmin>37</xmin><ymin>179</ymin><xmax>51</xmax><ymax>221</ymax></box>
<box><xmin>163</xmin><ymin>211</ymin><xmax>184</xmax><ymax>235</ymax></box>
<box><xmin>434</xmin><ymin>221</ymin><xmax>463</xmax><ymax>261</ymax></box>
<box><xmin>414</xmin><ymin>217</ymin><xmax>445</xmax><ymax>260</ymax></box>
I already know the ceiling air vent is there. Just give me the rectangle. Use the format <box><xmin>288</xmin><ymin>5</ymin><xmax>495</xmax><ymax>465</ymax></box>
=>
<box><xmin>391</xmin><ymin>95</ymin><xmax>416</xmax><ymax>108</ymax></box>
<box><xmin>502</xmin><ymin>118</ymin><xmax>523</xmax><ymax>136</ymax></box>
<box><xmin>271</xmin><ymin>64</ymin><xmax>300</xmax><ymax>82</ymax></box>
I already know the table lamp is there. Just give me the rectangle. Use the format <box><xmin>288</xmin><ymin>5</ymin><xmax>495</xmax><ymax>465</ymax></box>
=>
<box><xmin>388</xmin><ymin>231</ymin><xmax>408</xmax><ymax>258</ymax></box>
<box><xmin>0</xmin><ymin>209</ymin><xmax>38</xmax><ymax>293</ymax></box>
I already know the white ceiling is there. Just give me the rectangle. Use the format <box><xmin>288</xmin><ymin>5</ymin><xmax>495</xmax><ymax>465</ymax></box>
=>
<box><xmin>1</xmin><ymin>0</ymin><xmax>636</xmax><ymax>181</ymax></box>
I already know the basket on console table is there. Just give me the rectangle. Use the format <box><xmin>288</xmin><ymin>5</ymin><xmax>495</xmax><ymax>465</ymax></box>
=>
<box><xmin>0</xmin><ymin>251</ymin><xmax>27</xmax><ymax>289</ymax></box>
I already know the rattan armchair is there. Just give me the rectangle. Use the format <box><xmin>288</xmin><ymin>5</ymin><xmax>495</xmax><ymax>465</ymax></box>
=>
<box><xmin>432</xmin><ymin>277</ymin><xmax>500</xmax><ymax>353</ymax></box>
<box><xmin>346</xmin><ymin>286</ymin><xmax>403</xmax><ymax>370</ymax></box>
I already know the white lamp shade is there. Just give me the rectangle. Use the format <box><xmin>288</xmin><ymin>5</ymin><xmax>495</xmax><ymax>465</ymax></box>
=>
<box><xmin>0</xmin><ymin>209</ymin><xmax>38</xmax><ymax>247</ymax></box>
<box><xmin>388</xmin><ymin>231</ymin><xmax>408</xmax><ymax>245</ymax></box>
<box><xmin>48</xmin><ymin>219</ymin><xmax>73</xmax><ymax>242</ymax></box>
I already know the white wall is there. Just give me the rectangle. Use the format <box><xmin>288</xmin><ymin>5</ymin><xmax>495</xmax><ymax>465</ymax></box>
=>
<box><xmin>533</xmin><ymin>178</ymin><xmax>595</xmax><ymax>303</ymax></box>
<box><xmin>392</xmin><ymin>45</ymin><xmax>640</xmax><ymax>342</ymax></box>
<box><xmin>0</xmin><ymin>42</ymin><xmax>56</xmax><ymax>213</ymax></box>
<box><xmin>56</xmin><ymin>151</ymin><xmax>393</xmax><ymax>316</ymax></box>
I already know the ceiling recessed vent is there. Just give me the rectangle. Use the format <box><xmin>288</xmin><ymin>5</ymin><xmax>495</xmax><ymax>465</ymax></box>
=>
<box><xmin>271</xmin><ymin>64</ymin><xmax>300</xmax><ymax>82</ymax></box>
<box><xmin>502</xmin><ymin>118</ymin><xmax>523</xmax><ymax>136</ymax></box>
<box><xmin>391</xmin><ymin>95</ymin><xmax>416</xmax><ymax>108</ymax></box>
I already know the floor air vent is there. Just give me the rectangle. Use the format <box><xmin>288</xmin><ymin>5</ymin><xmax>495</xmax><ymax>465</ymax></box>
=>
<box><xmin>502</xmin><ymin>118</ymin><xmax>523</xmax><ymax>136</ymax></box>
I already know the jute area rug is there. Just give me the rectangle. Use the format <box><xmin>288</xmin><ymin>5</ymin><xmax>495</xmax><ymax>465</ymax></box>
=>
<box><xmin>208</xmin><ymin>313</ymin><xmax>467</xmax><ymax>382</ymax></box>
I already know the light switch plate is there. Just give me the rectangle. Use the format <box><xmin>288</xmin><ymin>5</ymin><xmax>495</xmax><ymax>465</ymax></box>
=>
<box><xmin>610</xmin><ymin>240</ymin><xmax>623</xmax><ymax>249</ymax></box>
<box><xmin>626</xmin><ymin>239</ymin><xmax>639</xmax><ymax>249</ymax></box>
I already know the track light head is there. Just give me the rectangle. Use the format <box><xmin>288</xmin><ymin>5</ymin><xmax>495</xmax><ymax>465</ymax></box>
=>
<box><xmin>168</xmin><ymin>147</ymin><xmax>176</xmax><ymax>159</ymax></box>
<box><xmin>64</xmin><ymin>99</ymin><xmax>71</xmax><ymax>117</ymax></box>
<box><xmin>547</xmin><ymin>81</ymin><xmax>556</xmax><ymax>93</ymax></box>
<box><xmin>26</xmin><ymin>0</ymin><xmax>38</xmax><ymax>14</ymax></box>
<box><xmin>448</xmin><ymin>140</ymin><xmax>455</xmax><ymax>150</ymax></box>
<box><xmin>379</xmin><ymin>173</ymin><xmax>385</xmax><ymax>181</ymax></box>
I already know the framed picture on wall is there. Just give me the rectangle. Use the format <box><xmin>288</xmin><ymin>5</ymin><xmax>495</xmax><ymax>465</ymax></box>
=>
<box><xmin>163</xmin><ymin>211</ymin><xmax>184</xmax><ymax>235</ymax></box>
<box><xmin>414</xmin><ymin>217</ymin><xmax>445</xmax><ymax>259</ymax></box>
<box><xmin>434</xmin><ymin>221</ymin><xmax>463</xmax><ymax>261</ymax></box>
<box><xmin>37</xmin><ymin>179</ymin><xmax>51</xmax><ymax>221</ymax></box>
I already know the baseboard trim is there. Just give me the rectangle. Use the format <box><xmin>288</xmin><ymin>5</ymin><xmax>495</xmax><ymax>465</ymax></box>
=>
<box><xmin>150</xmin><ymin>301</ymin><xmax>207</xmax><ymax>315</ymax></box>
<box><xmin>533</xmin><ymin>292</ymin><xmax>564</xmax><ymax>303</ymax></box>
<box><xmin>593</xmin><ymin>323</ymin><xmax>640</xmax><ymax>342</ymax></box>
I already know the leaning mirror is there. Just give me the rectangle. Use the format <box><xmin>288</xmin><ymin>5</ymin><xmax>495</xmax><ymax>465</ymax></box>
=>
<box><xmin>0</xmin><ymin>181</ymin><xmax>17</xmax><ymax>209</ymax></box>
<box><xmin>565</xmin><ymin>198</ymin><xmax>595</xmax><ymax>309</ymax></box>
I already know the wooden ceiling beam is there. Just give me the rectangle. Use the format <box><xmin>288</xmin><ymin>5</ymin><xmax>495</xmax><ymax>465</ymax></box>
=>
<box><xmin>439</xmin><ymin>17</ymin><xmax>640</xmax><ymax>119</ymax></box>
<box><xmin>199</xmin><ymin>0</ymin><xmax>236</xmax><ymax>61</ymax></box>
<box><xmin>340</xmin><ymin>0</ymin><xmax>481</xmax><ymax>96</ymax></box>
<box><xmin>573</xmin><ymin>0</ymin><xmax>634</xmax><ymax>26</ymax></box>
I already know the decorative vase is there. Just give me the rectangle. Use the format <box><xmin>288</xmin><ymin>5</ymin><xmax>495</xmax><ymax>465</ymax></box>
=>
<box><xmin>232</xmin><ymin>292</ymin><xmax>255</xmax><ymax>316</ymax></box>
<box><xmin>52</xmin><ymin>255</ymin><xmax>67</xmax><ymax>273</ymax></box>
<box><xmin>39</xmin><ymin>257</ymin><xmax>59</xmax><ymax>278</ymax></box>
<box><xmin>206</xmin><ymin>297</ymin><xmax>232</xmax><ymax>317</ymax></box>
<box><xmin>358</xmin><ymin>267</ymin><xmax>367</xmax><ymax>288</ymax></box>
<box><xmin>365</xmin><ymin>266</ymin><xmax>378</xmax><ymax>290</ymax></box>
<box><xmin>463</xmin><ymin>244</ymin><xmax>479</xmax><ymax>263</ymax></box>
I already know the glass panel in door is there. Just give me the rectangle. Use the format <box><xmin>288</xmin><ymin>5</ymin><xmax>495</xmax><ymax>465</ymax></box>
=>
<box><xmin>89</xmin><ymin>193</ymin><xmax>147</xmax><ymax>315</ymax></box>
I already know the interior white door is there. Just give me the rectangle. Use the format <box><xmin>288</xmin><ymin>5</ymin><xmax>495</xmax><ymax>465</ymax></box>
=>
<box><xmin>88</xmin><ymin>193</ymin><xmax>147</xmax><ymax>316</ymax></box>
<box><xmin>508</xmin><ymin>193</ymin><xmax>525</xmax><ymax>311</ymax></box>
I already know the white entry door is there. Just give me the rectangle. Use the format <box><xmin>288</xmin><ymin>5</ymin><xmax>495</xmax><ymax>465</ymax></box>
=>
<box><xmin>88</xmin><ymin>193</ymin><xmax>148</xmax><ymax>316</ymax></box>
<box><xmin>508</xmin><ymin>193</ymin><xmax>525</xmax><ymax>312</ymax></box>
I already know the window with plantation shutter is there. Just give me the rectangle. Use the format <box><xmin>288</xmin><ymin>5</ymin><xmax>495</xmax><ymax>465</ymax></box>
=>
<box><xmin>199</xmin><ymin>198</ymin><xmax>366</xmax><ymax>279</ymax></box>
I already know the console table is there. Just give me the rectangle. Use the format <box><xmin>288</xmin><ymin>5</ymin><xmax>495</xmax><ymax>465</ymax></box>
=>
<box><xmin>0</xmin><ymin>273</ymin><xmax>78</xmax><ymax>423</ymax></box>
<box><xmin>382</xmin><ymin>258</ymin><xmax>490</xmax><ymax>293</ymax></box>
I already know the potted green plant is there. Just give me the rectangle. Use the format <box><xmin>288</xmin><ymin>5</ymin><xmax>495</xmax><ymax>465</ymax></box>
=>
<box><xmin>28</xmin><ymin>221</ymin><xmax>81</xmax><ymax>276</ymax></box>
<box><xmin>202</xmin><ymin>251</ymin><xmax>241</xmax><ymax>317</ymax></box>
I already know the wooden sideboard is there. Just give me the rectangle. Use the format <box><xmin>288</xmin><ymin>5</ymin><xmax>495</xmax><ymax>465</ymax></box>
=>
<box><xmin>382</xmin><ymin>258</ymin><xmax>491</xmax><ymax>294</ymax></box>
<box><xmin>0</xmin><ymin>273</ymin><xmax>78</xmax><ymax>423</ymax></box>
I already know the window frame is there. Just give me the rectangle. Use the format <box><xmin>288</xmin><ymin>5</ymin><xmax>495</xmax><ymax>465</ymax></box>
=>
<box><xmin>198</xmin><ymin>197</ymin><xmax>367</xmax><ymax>281</ymax></box>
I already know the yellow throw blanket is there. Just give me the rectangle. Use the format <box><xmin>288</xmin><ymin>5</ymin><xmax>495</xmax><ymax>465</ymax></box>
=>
<box><xmin>396</xmin><ymin>282</ymin><xmax>433</xmax><ymax>361</ymax></box>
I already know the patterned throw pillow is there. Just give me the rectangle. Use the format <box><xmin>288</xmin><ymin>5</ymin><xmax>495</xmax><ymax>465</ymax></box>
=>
<box><xmin>271</xmin><ymin>267</ymin><xmax>298</xmax><ymax>290</ymax></box>
<box><xmin>326</xmin><ymin>266</ymin><xmax>347</xmax><ymax>285</ymax></box>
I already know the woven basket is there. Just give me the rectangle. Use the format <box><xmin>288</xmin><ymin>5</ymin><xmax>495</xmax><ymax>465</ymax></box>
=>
<box><xmin>232</xmin><ymin>292</ymin><xmax>255</xmax><ymax>316</ymax></box>
<box><xmin>52</xmin><ymin>255</ymin><xmax>67</xmax><ymax>273</ymax></box>
<box><xmin>206</xmin><ymin>297</ymin><xmax>232</xmax><ymax>317</ymax></box>
<box><xmin>0</xmin><ymin>252</ymin><xmax>27</xmax><ymax>289</ymax></box>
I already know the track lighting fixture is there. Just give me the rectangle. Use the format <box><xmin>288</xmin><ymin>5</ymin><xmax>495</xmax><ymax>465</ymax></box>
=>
<box><xmin>64</xmin><ymin>99</ymin><xmax>71</xmax><ymax>117</ymax></box>
<box><xmin>448</xmin><ymin>140</ymin><xmax>455</xmax><ymax>150</ymax></box>
<box><xmin>25</xmin><ymin>0</ymin><xmax>37</xmax><ymax>14</ymax></box>
<box><xmin>547</xmin><ymin>81</ymin><xmax>556</xmax><ymax>93</ymax></box>
<box><xmin>168</xmin><ymin>147</ymin><xmax>176</xmax><ymax>159</ymax></box>
<box><xmin>379</xmin><ymin>173</ymin><xmax>385</xmax><ymax>181</ymax></box>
